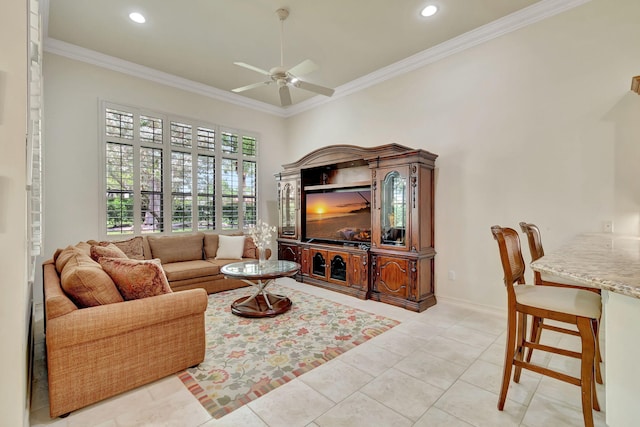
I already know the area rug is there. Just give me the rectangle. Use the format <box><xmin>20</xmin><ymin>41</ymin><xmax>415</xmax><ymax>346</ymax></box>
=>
<box><xmin>177</xmin><ymin>282</ymin><xmax>399</xmax><ymax>419</ymax></box>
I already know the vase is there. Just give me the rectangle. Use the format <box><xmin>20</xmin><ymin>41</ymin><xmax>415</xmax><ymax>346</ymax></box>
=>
<box><xmin>258</xmin><ymin>247</ymin><xmax>267</xmax><ymax>265</ymax></box>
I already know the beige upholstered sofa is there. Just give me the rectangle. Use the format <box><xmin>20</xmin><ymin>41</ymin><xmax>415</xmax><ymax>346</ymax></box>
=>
<box><xmin>138</xmin><ymin>232</ymin><xmax>270</xmax><ymax>293</ymax></box>
<box><xmin>43</xmin><ymin>259</ymin><xmax>208</xmax><ymax>418</ymax></box>
<box><xmin>43</xmin><ymin>232</ymin><xmax>270</xmax><ymax>418</ymax></box>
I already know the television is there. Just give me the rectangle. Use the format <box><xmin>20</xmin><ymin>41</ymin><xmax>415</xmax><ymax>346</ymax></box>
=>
<box><xmin>304</xmin><ymin>187</ymin><xmax>371</xmax><ymax>244</ymax></box>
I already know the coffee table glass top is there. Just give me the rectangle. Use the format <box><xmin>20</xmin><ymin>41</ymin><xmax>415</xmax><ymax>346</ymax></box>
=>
<box><xmin>221</xmin><ymin>260</ymin><xmax>300</xmax><ymax>279</ymax></box>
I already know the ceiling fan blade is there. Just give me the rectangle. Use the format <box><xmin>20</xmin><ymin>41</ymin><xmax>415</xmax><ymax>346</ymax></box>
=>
<box><xmin>293</xmin><ymin>80</ymin><xmax>335</xmax><ymax>97</ymax></box>
<box><xmin>279</xmin><ymin>85</ymin><xmax>292</xmax><ymax>106</ymax></box>
<box><xmin>232</xmin><ymin>81</ymin><xmax>271</xmax><ymax>93</ymax></box>
<box><xmin>233</xmin><ymin>62</ymin><xmax>271</xmax><ymax>76</ymax></box>
<box><xmin>288</xmin><ymin>59</ymin><xmax>318</xmax><ymax>77</ymax></box>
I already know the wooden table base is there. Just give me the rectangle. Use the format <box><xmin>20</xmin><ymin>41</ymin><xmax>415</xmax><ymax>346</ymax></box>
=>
<box><xmin>231</xmin><ymin>294</ymin><xmax>292</xmax><ymax>318</ymax></box>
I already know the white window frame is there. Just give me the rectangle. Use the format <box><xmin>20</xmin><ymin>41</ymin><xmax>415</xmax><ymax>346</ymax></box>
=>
<box><xmin>99</xmin><ymin>100</ymin><xmax>259</xmax><ymax>237</ymax></box>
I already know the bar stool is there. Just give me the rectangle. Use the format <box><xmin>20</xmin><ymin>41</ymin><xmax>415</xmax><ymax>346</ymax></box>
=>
<box><xmin>519</xmin><ymin>222</ymin><xmax>603</xmax><ymax>384</ymax></box>
<box><xmin>491</xmin><ymin>226</ymin><xmax>601</xmax><ymax>427</ymax></box>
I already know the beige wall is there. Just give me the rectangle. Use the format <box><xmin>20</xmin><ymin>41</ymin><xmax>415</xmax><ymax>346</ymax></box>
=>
<box><xmin>17</xmin><ymin>0</ymin><xmax>640</xmax><ymax>422</ymax></box>
<box><xmin>41</xmin><ymin>54</ymin><xmax>287</xmax><ymax>299</ymax></box>
<box><xmin>41</xmin><ymin>0</ymin><xmax>640</xmax><ymax>313</ymax></box>
<box><xmin>0</xmin><ymin>0</ymin><xmax>29</xmax><ymax>426</ymax></box>
<box><xmin>285</xmin><ymin>0</ymin><xmax>640</xmax><ymax>310</ymax></box>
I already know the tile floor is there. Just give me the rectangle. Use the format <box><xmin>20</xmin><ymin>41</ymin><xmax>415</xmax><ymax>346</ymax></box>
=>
<box><xmin>30</xmin><ymin>278</ymin><xmax>607</xmax><ymax>427</ymax></box>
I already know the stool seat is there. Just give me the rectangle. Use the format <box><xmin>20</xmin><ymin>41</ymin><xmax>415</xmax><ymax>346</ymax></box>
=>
<box><xmin>515</xmin><ymin>284</ymin><xmax>601</xmax><ymax>319</ymax></box>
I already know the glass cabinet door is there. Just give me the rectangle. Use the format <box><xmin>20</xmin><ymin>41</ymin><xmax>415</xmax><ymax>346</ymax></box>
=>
<box><xmin>379</xmin><ymin>169</ymin><xmax>407</xmax><ymax>247</ymax></box>
<box><xmin>279</xmin><ymin>180</ymin><xmax>297</xmax><ymax>238</ymax></box>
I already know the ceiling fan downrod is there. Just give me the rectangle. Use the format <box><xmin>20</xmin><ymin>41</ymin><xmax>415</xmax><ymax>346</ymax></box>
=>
<box><xmin>276</xmin><ymin>8</ymin><xmax>289</xmax><ymax>68</ymax></box>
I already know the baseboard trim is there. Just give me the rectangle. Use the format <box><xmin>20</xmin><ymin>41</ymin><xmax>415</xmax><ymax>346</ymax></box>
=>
<box><xmin>435</xmin><ymin>295</ymin><xmax>506</xmax><ymax>318</ymax></box>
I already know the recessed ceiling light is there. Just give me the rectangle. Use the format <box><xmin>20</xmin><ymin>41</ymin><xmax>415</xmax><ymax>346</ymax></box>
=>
<box><xmin>420</xmin><ymin>5</ymin><xmax>438</xmax><ymax>17</ymax></box>
<box><xmin>129</xmin><ymin>12</ymin><xmax>146</xmax><ymax>24</ymax></box>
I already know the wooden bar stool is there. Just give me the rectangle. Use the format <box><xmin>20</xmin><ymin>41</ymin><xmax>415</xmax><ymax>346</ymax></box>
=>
<box><xmin>491</xmin><ymin>226</ymin><xmax>601</xmax><ymax>427</ymax></box>
<box><xmin>519</xmin><ymin>222</ymin><xmax>603</xmax><ymax>384</ymax></box>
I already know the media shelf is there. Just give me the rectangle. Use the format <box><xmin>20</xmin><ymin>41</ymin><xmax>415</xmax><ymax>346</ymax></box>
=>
<box><xmin>304</xmin><ymin>181</ymin><xmax>370</xmax><ymax>192</ymax></box>
<box><xmin>275</xmin><ymin>144</ymin><xmax>437</xmax><ymax>312</ymax></box>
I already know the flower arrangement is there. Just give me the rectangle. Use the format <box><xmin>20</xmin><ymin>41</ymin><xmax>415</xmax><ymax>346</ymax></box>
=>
<box><xmin>249</xmin><ymin>219</ymin><xmax>277</xmax><ymax>262</ymax></box>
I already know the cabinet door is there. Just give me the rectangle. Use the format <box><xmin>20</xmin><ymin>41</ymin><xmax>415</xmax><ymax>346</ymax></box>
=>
<box><xmin>327</xmin><ymin>251</ymin><xmax>349</xmax><ymax>286</ymax></box>
<box><xmin>301</xmin><ymin>246</ymin><xmax>311</xmax><ymax>275</ymax></box>
<box><xmin>278</xmin><ymin>243</ymin><xmax>298</xmax><ymax>262</ymax></box>
<box><xmin>373</xmin><ymin>166</ymin><xmax>410</xmax><ymax>251</ymax></box>
<box><xmin>348</xmin><ymin>252</ymin><xmax>368</xmax><ymax>290</ymax></box>
<box><xmin>278</xmin><ymin>178</ymin><xmax>299</xmax><ymax>239</ymax></box>
<box><xmin>309</xmin><ymin>249</ymin><xmax>328</xmax><ymax>280</ymax></box>
<box><xmin>374</xmin><ymin>255</ymin><xmax>409</xmax><ymax>298</ymax></box>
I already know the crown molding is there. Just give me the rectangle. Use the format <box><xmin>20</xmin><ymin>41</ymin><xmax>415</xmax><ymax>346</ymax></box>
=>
<box><xmin>44</xmin><ymin>38</ymin><xmax>287</xmax><ymax>117</ymax></box>
<box><xmin>286</xmin><ymin>0</ymin><xmax>592</xmax><ymax>116</ymax></box>
<box><xmin>43</xmin><ymin>0</ymin><xmax>591</xmax><ymax>119</ymax></box>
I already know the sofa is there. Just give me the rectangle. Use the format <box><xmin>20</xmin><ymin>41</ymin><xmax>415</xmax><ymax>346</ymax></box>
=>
<box><xmin>43</xmin><ymin>232</ymin><xmax>270</xmax><ymax>418</ymax></box>
<box><xmin>136</xmin><ymin>232</ymin><xmax>271</xmax><ymax>293</ymax></box>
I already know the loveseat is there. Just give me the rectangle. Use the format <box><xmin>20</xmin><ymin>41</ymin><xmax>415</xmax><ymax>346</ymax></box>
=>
<box><xmin>43</xmin><ymin>232</ymin><xmax>270</xmax><ymax>417</ymax></box>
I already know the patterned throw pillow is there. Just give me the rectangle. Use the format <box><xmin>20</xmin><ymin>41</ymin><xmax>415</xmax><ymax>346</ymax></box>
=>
<box><xmin>90</xmin><ymin>243</ymin><xmax>128</xmax><ymax>262</ymax></box>
<box><xmin>109</xmin><ymin>236</ymin><xmax>146</xmax><ymax>260</ymax></box>
<box><xmin>88</xmin><ymin>236</ymin><xmax>146</xmax><ymax>260</ymax></box>
<box><xmin>215</xmin><ymin>235</ymin><xmax>245</xmax><ymax>259</ymax></box>
<box><xmin>99</xmin><ymin>257</ymin><xmax>172</xmax><ymax>300</ymax></box>
<box><xmin>243</xmin><ymin>236</ymin><xmax>258</xmax><ymax>258</ymax></box>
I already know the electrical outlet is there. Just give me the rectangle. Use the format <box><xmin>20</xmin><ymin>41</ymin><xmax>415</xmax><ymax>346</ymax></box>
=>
<box><xmin>603</xmin><ymin>221</ymin><xmax>613</xmax><ymax>233</ymax></box>
<box><xmin>448</xmin><ymin>270</ymin><xmax>456</xmax><ymax>281</ymax></box>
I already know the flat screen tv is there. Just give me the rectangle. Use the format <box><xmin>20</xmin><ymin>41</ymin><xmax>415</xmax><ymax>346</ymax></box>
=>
<box><xmin>304</xmin><ymin>187</ymin><xmax>371</xmax><ymax>244</ymax></box>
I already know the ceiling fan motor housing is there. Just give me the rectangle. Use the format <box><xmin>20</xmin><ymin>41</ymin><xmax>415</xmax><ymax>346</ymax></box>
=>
<box><xmin>276</xmin><ymin>8</ymin><xmax>289</xmax><ymax>21</ymax></box>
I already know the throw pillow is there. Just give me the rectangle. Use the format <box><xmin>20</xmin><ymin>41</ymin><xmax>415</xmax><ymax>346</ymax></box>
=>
<box><xmin>215</xmin><ymin>235</ymin><xmax>245</xmax><ymax>259</ymax></box>
<box><xmin>106</xmin><ymin>236</ymin><xmax>146</xmax><ymax>260</ymax></box>
<box><xmin>60</xmin><ymin>248</ymin><xmax>124</xmax><ymax>307</ymax></box>
<box><xmin>90</xmin><ymin>243</ymin><xmax>128</xmax><ymax>262</ymax></box>
<box><xmin>147</xmin><ymin>233</ymin><xmax>204</xmax><ymax>264</ymax></box>
<box><xmin>243</xmin><ymin>236</ymin><xmax>258</xmax><ymax>259</ymax></box>
<box><xmin>99</xmin><ymin>257</ymin><xmax>172</xmax><ymax>300</ymax></box>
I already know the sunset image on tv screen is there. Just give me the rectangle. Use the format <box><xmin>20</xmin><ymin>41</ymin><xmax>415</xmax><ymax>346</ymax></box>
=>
<box><xmin>305</xmin><ymin>189</ymin><xmax>371</xmax><ymax>242</ymax></box>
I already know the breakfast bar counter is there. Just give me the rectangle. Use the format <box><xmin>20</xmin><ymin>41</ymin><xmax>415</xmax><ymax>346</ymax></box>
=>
<box><xmin>531</xmin><ymin>233</ymin><xmax>640</xmax><ymax>427</ymax></box>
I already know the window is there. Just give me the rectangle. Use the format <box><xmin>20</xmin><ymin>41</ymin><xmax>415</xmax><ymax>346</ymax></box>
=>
<box><xmin>102</xmin><ymin>102</ymin><xmax>258</xmax><ymax>235</ymax></box>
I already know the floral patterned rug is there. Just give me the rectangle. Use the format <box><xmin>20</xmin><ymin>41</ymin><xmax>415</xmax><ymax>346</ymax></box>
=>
<box><xmin>177</xmin><ymin>282</ymin><xmax>399</xmax><ymax>419</ymax></box>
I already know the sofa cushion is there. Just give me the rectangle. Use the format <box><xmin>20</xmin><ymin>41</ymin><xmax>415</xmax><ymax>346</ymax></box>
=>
<box><xmin>99</xmin><ymin>257</ymin><xmax>172</xmax><ymax>300</ymax></box>
<box><xmin>55</xmin><ymin>246</ymin><xmax>76</xmax><ymax>274</ymax></box>
<box><xmin>162</xmin><ymin>260</ymin><xmax>221</xmax><ymax>282</ymax></box>
<box><xmin>54</xmin><ymin>242</ymin><xmax>92</xmax><ymax>273</ymax></box>
<box><xmin>215</xmin><ymin>235</ymin><xmax>245</xmax><ymax>260</ymax></box>
<box><xmin>206</xmin><ymin>258</ymin><xmax>246</xmax><ymax>269</ymax></box>
<box><xmin>59</xmin><ymin>248</ymin><xmax>124</xmax><ymax>307</ymax></box>
<box><xmin>203</xmin><ymin>233</ymin><xmax>219</xmax><ymax>259</ymax></box>
<box><xmin>90</xmin><ymin>243</ymin><xmax>128</xmax><ymax>262</ymax></box>
<box><xmin>147</xmin><ymin>233</ymin><xmax>204</xmax><ymax>264</ymax></box>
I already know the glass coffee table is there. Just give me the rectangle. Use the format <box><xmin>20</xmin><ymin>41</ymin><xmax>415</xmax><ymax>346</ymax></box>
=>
<box><xmin>221</xmin><ymin>260</ymin><xmax>301</xmax><ymax>318</ymax></box>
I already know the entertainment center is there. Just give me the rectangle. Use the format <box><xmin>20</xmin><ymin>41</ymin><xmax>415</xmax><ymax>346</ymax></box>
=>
<box><xmin>276</xmin><ymin>144</ymin><xmax>437</xmax><ymax>312</ymax></box>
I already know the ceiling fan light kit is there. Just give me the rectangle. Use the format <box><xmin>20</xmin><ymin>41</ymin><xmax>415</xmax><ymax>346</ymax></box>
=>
<box><xmin>231</xmin><ymin>7</ymin><xmax>335</xmax><ymax>106</ymax></box>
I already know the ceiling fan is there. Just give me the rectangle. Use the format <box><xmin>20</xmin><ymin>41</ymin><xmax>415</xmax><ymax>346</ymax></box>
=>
<box><xmin>231</xmin><ymin>7</ymin><xmax>335</xmax><ymax>106</ymax></box>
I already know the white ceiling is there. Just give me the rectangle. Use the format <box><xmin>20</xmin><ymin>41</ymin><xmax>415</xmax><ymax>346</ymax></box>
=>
<box><xmin>44</xmin><ymin>0</ymin><xmax>584</xmax><ymax>115</ymax></box>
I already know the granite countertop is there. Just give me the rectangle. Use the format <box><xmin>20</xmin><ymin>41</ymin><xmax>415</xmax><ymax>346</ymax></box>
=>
<box><xmin>530</xmin><ymin>233</ymin><xmax>640</xmax><ymax>299</ymax></box>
